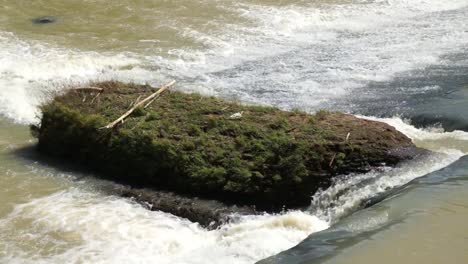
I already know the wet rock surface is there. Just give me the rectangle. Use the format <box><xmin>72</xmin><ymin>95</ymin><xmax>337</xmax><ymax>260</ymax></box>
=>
<box><xmin>119</xmin><ymin>187</ymin><xmax>258</xmax><ymax>229</ymax></box>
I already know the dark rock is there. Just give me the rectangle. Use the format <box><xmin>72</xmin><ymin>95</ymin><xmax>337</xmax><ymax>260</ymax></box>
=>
<box><xmin>119</xmin><ymin>187</ymin><xmax>257</xmax><ymax>229</ymax></box>
<box><xmin>32</xmin><ymin>16</ymin><xmax>57</xmax><ymax>25</ymax></box>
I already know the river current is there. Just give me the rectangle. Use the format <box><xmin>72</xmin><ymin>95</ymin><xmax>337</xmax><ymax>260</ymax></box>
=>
<box><xmin>1</xmin><ymin>0</ymin><xmax>468</xmax><ymax>263</ymax></box>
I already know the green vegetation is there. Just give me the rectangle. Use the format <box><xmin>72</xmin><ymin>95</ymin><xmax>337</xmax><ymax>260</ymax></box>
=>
<box><xmin>32</xmin><ymin>82</ymin><xmax>414</xmax><ymax>210</ymax></box>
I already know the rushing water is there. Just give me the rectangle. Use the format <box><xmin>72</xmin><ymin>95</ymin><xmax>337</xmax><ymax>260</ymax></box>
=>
<box><xmin>1</xmin><ymin>0</ymin><xmax>468</xmax><ymax>263</ymax></box>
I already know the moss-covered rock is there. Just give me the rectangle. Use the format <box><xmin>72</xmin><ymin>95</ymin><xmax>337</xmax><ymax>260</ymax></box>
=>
<box><xmin>32</xmin><ymin>81</ymin><xmax>420</xmax><ymax>211</ymax></box>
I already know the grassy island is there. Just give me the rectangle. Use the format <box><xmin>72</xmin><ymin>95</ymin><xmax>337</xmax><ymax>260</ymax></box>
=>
<box><xmin>32</xmin><ymin>81</ymin><xmax>419</xmax><ymax>211</ymax></box>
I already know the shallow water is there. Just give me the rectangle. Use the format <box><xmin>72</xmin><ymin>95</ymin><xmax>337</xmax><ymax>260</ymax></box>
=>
<box><xmin>325</xmin><ymin>180</ymin><xmax>468</xmax><ymax>264</ymax></box>
<box><xmin>1</xmin><ymin>0</ymin><xmax>468</xmax><ymax>263</ymax></box>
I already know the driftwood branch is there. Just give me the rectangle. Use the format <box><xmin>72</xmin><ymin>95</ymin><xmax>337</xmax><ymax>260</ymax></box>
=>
<box><xmin>73</xmin><ymin>87</ymin><xmax>104</xmax><ymax>92</ymax></box>
<box><xmin>73</xmin><ymin>87</ymin><xmax>104</xmax><ymax>104</ymax></box>
<box><xmin>101</xmin><ymin>80</ymin><xmax>176</xmax><ymax>129</ymax></box>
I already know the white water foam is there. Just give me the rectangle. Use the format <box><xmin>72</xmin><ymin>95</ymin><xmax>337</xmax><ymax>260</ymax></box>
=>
<box><xmin>0</xmin><ymin>188</ymin><xmax>327</xmax><ymax>264</ymax></box>
<box><xmin>0</xmin><ymin>32</ymin><xmax>155</xmax><ymax>124</ymax></box>
<box><xmin>160</xmin><ymin>0</ymin><xmax>468</xmax><ymax>109</ymax></box>
<box><xmin>364</xmin><ymin>116</ymin><xmax>468</xmax><ymax>153</ymax></box>
<box><xmin>310</xmin><ymin>150</ymin><xmax>462</xmax><ymax>223</ymax></box>
<box><xmin>373</xmin><ymin>117</ymin><xmax>468</xmax><ymax>142</ymax></box>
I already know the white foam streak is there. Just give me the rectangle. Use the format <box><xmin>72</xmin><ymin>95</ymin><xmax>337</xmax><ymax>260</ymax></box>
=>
<box><xmin>372</xmin><ymin>117</ymin><xmax>468</xmax><ymax>141</ymax></box>
<box><xmin>311</xmin><ymin>151</ymin><xmax>462</xmax><ymax>223</ymax></box>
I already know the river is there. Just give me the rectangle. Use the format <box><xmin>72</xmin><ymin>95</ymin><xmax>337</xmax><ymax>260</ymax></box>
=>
<box><xmin>1</xmin><ymin>0</ymin><xmax>468</xmax><ymax>263</ymax></box>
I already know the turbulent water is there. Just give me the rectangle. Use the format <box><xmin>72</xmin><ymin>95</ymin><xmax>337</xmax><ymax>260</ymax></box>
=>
<box><xmin>1</xmin><ymin>0</ymin><xmax>468</xmax><ymax>263</ymax></box>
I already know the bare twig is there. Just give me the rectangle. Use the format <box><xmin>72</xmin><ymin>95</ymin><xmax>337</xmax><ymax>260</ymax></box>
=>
<box><xmin>90</xmin><ymin>92</ymin><xmax>102</xmax><ymax>104</ymax></box>
<box><xmin>131</xmin><ymin>95</ymin><xmax>142</xmax><ymax>108</ymax></box>
<box><xmin>100</xmin><ymin>80</ymin><xmax>176</xmax><ymax>129</ymax></box>
<box><xmin>144</xmin><ymin>97</ymin><xmax>157</xmax><ymax>109</ymax></box>
<box><xmin>329</xmin><ymin>153</ymin><xmax>337</xmax><ymax>168</ymax></box>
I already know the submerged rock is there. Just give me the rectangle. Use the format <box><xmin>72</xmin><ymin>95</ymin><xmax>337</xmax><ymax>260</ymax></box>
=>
<box><xmin>32</xmin><ymin>16</ymin><xmax>57</xmax><ymax>25</ymax></box>
<box><xmin>32</xmin><ymin>81</ymin><xmax>423</xmax><ymax>223</ymax></box>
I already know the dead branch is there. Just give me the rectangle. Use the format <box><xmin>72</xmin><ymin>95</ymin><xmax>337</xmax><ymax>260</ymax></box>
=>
<box><xmin>101</xmin><ymin>80</ymin><xmax>176</xmax><ymax>129</ymax></box>
<box><xmin>73</xmin><ymin>87</ymin><xmax>104</xmax><ymax>92</ymax></box>
<box><xmin>144</xmin><ymin>97</ymin><xmax>158</xmax><ymax>109</ymax></box>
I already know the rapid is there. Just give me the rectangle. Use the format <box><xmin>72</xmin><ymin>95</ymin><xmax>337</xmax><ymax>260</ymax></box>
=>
<box><xmin>1</xmin><ymin>0</ymin><xmax>468</xmax><ymax>263</ymax></box>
